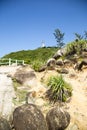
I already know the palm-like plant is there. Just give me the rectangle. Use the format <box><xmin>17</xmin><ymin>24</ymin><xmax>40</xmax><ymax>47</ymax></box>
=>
<box><xmin>46</xmin><ymin>75</ymin><xmax>72</xmax><ymax>102</ymax></box>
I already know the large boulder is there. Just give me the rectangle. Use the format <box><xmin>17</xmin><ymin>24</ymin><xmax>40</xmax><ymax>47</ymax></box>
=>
<box><xmin>56</xmin><ymin>59</ymin><xmax>64</xmax><ymax>66</ymax></box>
<box><xmin>13</xmin><ymin>104</ymin><xmax>48</xmax><ymax>130</ymax></box>
<box><xmin>53</xmin><ymin>47</ymin><xmax>67</xmax><ymax>60</ymax></box>
<box><xmin>38</xmin><ymin>65</ymin><xmax>47</xmax><ymax>72</ymax></box>
<box><xmin>57</xmin><ymin>68</ymin><xmax>69</xmax><ymax>74</ymax></box>
<box><xmin>74</xmin><ymin>60</ymin><xmax>87</xmax><ymax>71</ymax></box>
<box><xmin>53</xmin><ymin>49</ymin><xmax>63</xmax><ymax>59</ymax></box>
<box><xmin>46</xmin><ymin>58</ymin><xmax>56</xmax><ymax>69</ymax></box>
<box><xmin>13</xmin><ymin>69</ymin><xmax>36</xmax><ymax>84</ymax></box>
<box><xmin>46</xmin><ymin>107</ymin><xmax>70</xmax><ymax>130</ymax></box>
<box><xmin>0</xmin><ymin>117</ymin><xmax>11</xmax><ymax>130</ymax></box>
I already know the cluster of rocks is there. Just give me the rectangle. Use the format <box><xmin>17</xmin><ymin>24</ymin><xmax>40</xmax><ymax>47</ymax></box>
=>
<box><xmin>0</xmin><ymin>104</ymin><xmax>70</xmax><ymax>130</ymax></box>
<box><xmin>39</xmin><ymin>47</ymin><xmax>87</xmax><ymax>72</ymax></box>
<box><xmin>39</xmin><ymin>48</ymin><xmax>73</xmax><ymax>73</ymax></box>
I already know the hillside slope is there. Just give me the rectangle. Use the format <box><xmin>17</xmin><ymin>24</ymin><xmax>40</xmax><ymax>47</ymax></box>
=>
<box><xmin>2</xmin><ymin>47</ymin><xmax>58</xmax><ymax>64</ymax></box>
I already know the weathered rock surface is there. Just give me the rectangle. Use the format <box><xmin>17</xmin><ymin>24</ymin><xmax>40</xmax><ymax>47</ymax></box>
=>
<box><xmin>13</xmin><ymin>69</ymin><xmax>36</xmax><ymax>84</ymax></box>
<box><xmin>74</xmin><ymin>60</ymin><xmax>87</xmax><ymax>71</ymax></box>
<box><xmin>0</xmin><ymin>117</ymin><xmax>11</xmax><ymax>130</ymax></box>
<box><xmin>56</xmin><ymin>59</ymin><xmax>64</xmax><ymax>66</ymax></box>
<box><xmin>38</xmin><ymin>65</ymin><xmax>47</xmax><ymax>72</ymax></box>
<box><xmin>57</xmin><ymin>68</ymin><xmax>69</xmax><ymax>74</ymax></box>
<box><xmin>13</xmin><ymin>104</ymin><xmax>48</xmax><ymax>130</ymax></box>
<box><xmin>46</xmin><ymin>107</ymin><xmax>70</xmax><ymax>130</ymax></box>
<box><xmin>46</xmin><ymin>58</ymin><xmax>56</xmax><ymax>69</ymax></box>
<box><xmin>53</xmin><ymin>47</ymin><xmax>67</xmax><ymax>60</ymax></box>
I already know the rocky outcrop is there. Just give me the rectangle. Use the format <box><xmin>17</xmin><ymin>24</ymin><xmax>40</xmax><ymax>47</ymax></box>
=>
<box><xmin>46</xmin><ymin>58</ymin><xmax>56</xmax><ymax>70</ymax></box>
<box><xmin>53</xmin><ymin>49</ymin><xmax>63</xmax><ymax>59</ymax></box>
<box><xmin>56</xmin><ymin>59</ymin><xmax>64</xmax><ymax>66</ymax></box>
<box><xmin>38</xmin><ymin>65</ymin><xmax>47</xmax><ymax>72</ymax></box>
<box><xmin>13</xmin><ymin>69</ymin><xmax>36</xmax><ymax>84</ymax></box>
<box><xmin>13</xmin><ymin>104</ymin><xmax>48</xmax><ymax>130</ymax></box>
<box><xmin>74</xmin><ymin>60</ymin><xmax>87</xmax><ymax>71</ymax></box>
<box><xmin>46</xmin><ymin>107</ymin><xmax>70</xmax><ymax>130</ymax></box>
<box><xmin>0</xmin><ymin>117</ymin><xmax>11</xmax><ymax>130</ymax></box>
<box><xmin>57</xmin><ymin>68</ymin><xmax>69</xmax><ymax>74</ymax></box>
<box><xmin>53</xmin><ymin>47</ymin><xmax>67</xmax><ymax>60</ymax></box>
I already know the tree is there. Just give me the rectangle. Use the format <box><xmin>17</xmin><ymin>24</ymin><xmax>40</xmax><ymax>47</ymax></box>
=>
<box><xmin>74</xmin><ymin>33</ymin><xmax>83</xmax><ymax>40</ymax></box>
<box><xmin>84</xmin><ymin>31</ymin><xmax>87</xmax><ymax>40</ymax></box>
<box><xmin>53</xmin><ymin>29</ymin><xmax>65</xmax><ymax>48</ymax></box>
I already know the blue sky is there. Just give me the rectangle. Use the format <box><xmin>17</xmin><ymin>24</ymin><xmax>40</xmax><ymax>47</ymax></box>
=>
<box><xmin>0</xmin><ymin>0</ymin><xmax>87</xmax><ymax>57</ymax></box>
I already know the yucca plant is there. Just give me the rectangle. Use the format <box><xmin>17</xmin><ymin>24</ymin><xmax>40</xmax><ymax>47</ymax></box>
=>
<box><xmin>46</xmin><ymin>75</ymin><xmax>72</xmax><ymax>102</ymax></box>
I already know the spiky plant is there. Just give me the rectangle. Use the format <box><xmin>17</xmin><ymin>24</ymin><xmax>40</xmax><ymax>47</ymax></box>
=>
<box><xmin>46</xmin><ymin>75</ymin><xmax>72</xmax><ymax>102</ymax></box>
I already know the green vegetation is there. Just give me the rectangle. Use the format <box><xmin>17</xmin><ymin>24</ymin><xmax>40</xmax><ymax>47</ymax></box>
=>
<box><xmin>66</xmin><ymin>40</ymin><xmax>87</xmax><ymax>56</ymax></box>
<box><xmin>46</xmin><ymin>75</ymin><xmax>72</xmax><ymax>102</ymax></box>
<box><xmin>13</xmin><ymin>89</ymin><xmax>27</xmax><ymax>105</ymax></box>
<box><xmin>53</xmin><ymin>28</ymin><xmax>65</xmax><ymax>48</ymax></box>
<box><xmin>2</xmin><ymin>47</ymin><xmax>58</xmax><ymax>65</ymax></box>
<box><xmin>12</xmin><ymin>78</ymin><xmax>27</xmax><ymax>105</ymax></box>
<box><xmin>32</xmin><ymin>60</ymin><xmax>44</xmax><ymax>72</ymax></box>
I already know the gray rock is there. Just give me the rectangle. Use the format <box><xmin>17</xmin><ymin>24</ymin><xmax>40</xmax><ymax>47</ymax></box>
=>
<box><xmin>57</xmin><ymin>68</ymin><xmax>69</xmax><ymax>74</ymax></box>
<box><xmin>47</xmin><ymin>58</ymin><xmax>56</xmax><ymax>67</ymax></box>
<box><xmin>38</xmin><ymin>65</ymin><xmax>47</xmax><ymax>72</ymax></box>
<box><xmin>53</xmin><ymin>47</ymin><xmax>67</xmax><ymax>60</ymax></box>
<box><xmin>56</xmin><ymin>60</ymin><xmax>64</xmax><ymax>66</ymax></box>
<box><xmin>74</xmin><ymin>60</ymin><xmax>87</xmax><ymax>71</ymax></box>
<box><xmin>46</xmin><ymin>107</ymin><xmax>70</xmax><ymax>130</ymax></box>
<box><xmin>0</xmin><ymin>117</ymin><xmax>11</xmax><ymax>130</ymax></box>
<box><xmin>13</xmin><ymin>70</ymin><xmax>36</xmax><ymax>84</ymax></box>
<box><xmin>13</xmin><ymin>104</ymin><xmax>48</xmax><ymax>130</ymax></box>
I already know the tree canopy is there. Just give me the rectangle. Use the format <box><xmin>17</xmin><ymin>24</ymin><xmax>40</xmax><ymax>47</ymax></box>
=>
<box><xmin>53</xmin><ymin>28</ymin><xmax>65</xmax><ymax>48</ymax></box>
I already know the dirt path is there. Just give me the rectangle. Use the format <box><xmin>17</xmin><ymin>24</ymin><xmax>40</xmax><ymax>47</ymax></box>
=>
<box><xmin>0</xmin><ymin>66</ymin><xmax>20</xmax><ymax>120</ymax></box>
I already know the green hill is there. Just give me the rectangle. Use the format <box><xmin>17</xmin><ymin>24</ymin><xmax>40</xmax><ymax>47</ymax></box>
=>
<box><xmin>2</xmin><ymin>47</ymin><xmax>58</xmax><ymax>64</ymax></box>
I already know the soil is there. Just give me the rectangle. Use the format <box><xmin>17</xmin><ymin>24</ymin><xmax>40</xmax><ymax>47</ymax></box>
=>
<box><xmin>0</xmin><ymin>65</ymin><xmax>87</xmax><ymax>129</ymax></box>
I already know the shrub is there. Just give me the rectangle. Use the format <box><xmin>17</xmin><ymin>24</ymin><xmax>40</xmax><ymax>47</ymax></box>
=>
<box><xmin>66</xmin><ymin>40</ymin><xmax>87</xmax><ymax>56</ymax></box>
<box><xmin>32</xmin><ymin>60</ymin><xmax>44</xmax><ymax>72</ymax></box>
<box><xmin>46</xmin><ymin>75</ymin><xmax>72</xmax><ymax>102</ymax></box>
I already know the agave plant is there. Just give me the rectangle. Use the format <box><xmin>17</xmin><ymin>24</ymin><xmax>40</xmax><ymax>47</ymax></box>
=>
<box><xmin>46</xmin><ymin>75</ymin><xmax>72</xmax><ymax>102</ymax></box>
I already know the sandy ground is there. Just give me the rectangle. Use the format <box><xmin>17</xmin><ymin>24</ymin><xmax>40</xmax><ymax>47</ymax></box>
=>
<box><xmin>36</xmin><ymin>68</ymin><xmax>87</xmax><ymax>130</ymax></box>
<box><xmin>0</xmin><ymin>65</ymin><xmax>87</xmax><ymax>129</ymax></box>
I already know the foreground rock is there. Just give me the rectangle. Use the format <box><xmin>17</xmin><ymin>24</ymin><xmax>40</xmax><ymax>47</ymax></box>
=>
<box><xmin>13</xmin><ymin>68</ymin><xmax>36</xmax><ymax>84</ymax></box>
<box><xmin>13</xmin><ymin>104</ymin><xmax>48</xmax><ymax>130</ymax></box>
<box><xmin>46</xmin><ymin>107</ymin><xmax>70</xmax><ymax>130</ymax></box>
<box><xmin>74</xmin><ymin>60</ymin><xmax>87</xmax><ymax>71</ymax></box>
<box><xmin>46</xmin><ymin>58</ymin><xmax>56</xmax><ymax>69</ymax></box>
<box><xmin>0</xmin><ymin>117</ymin><xmax>11</xmax><ymax>130</ymax></box>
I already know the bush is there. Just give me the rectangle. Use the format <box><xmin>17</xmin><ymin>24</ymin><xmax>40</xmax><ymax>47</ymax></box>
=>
<box><xmin>46</xmin><ymin>75</ymin><xmax>72</xmax><ymax>102</ymax></box>
<box><xmin>32</xmin><ymin>60</ymin><xmax>44</xmax><ymax>72</ymax></box>
<box><xmin>66</xmin><ymin>40</ymin><xmax>87</xmax><ymax>56</ymax></box>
